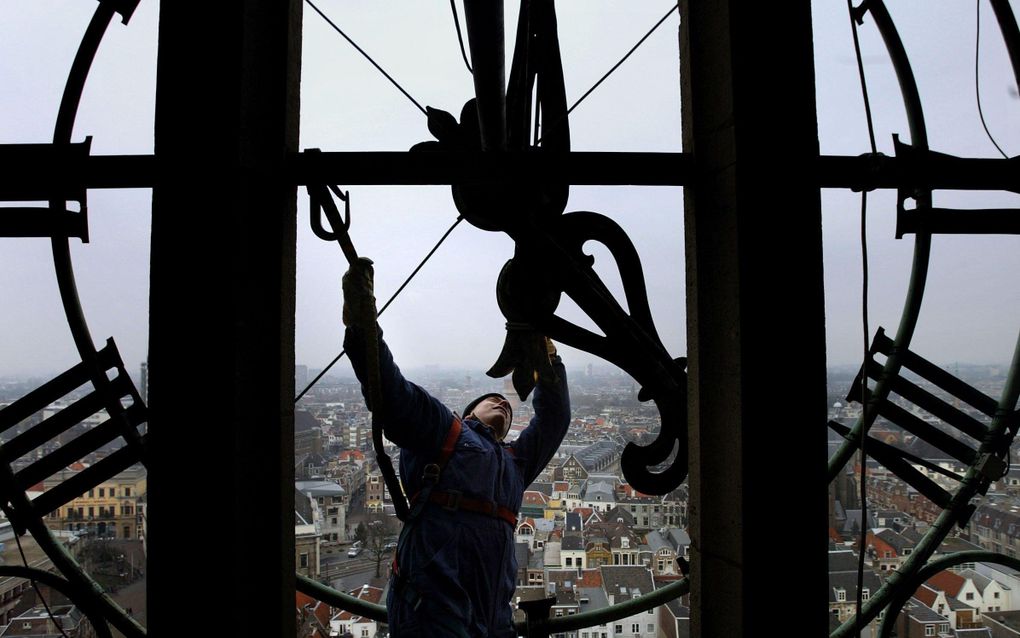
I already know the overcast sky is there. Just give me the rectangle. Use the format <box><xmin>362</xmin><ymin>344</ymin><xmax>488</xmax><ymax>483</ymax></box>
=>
<box><xmin>0</xmin><ymin>1</ymin><xmax>1017</xmax><ymax>383</ymax></box>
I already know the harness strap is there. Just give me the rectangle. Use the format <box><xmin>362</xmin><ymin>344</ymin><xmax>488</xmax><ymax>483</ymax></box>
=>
<box><xmin>394</xmin><ymin>415</ymin><xmax>463</xmax><ymax>576</ymax></box>
<box><xmin>425</xmin><ymin>490</ymin><xmax>518</xmax><ymax>527</ymax></box>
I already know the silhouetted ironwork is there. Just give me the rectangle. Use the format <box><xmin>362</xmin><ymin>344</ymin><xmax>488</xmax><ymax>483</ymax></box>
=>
<box><xmin>828</xmin><ymin>3</ymin><xmax>1020</xmax><ymax>635</ymax></box>
<box><xmin>413</xmin><ymin>0</ymin><xmax>688</xmax><ymax>495</ymax></box>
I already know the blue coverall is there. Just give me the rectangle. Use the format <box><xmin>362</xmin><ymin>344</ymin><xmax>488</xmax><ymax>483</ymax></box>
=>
<box><xmin>345</xmin><ymin>327</ymin><xmax>571</xmax><ymax>637</ymax></box>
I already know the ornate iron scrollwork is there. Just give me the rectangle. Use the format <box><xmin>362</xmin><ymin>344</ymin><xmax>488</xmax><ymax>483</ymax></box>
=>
<box><xmin>412</xmin><ymin>0</ymin><xmax>687</xmax><ymax>495</ymax></box>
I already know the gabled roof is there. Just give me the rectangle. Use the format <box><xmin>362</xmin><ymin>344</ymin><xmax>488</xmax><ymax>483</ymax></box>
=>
<box><xmin>295</xmin><ymin>410</ymin><xmax>321</xmax><ymax>432</ymax></box>
<box><xmin>956</xmin><ymin>629</ymin><xmax>993</xmax><ymax>638</ymax></box>
<box><xmin>876</xmin><ymin>528</ymin><xmax>913</xmax><ymax>553</ymax></box>
<box><xmin>296</xmin><ymin>592</ymin><xmax>331</xmax><ymax>630</ymax></box>
<box><xmin>666</xmin><ymin>528</ymin><xmax>692</xmax><ymax>551</ymax></box>
<box><xmin>959</xmin><ymin>568</ymin><xmax>1003</xmax><ymax>592</ymax></box>
<box><xmin>914</xmin><ymin>584</ymin><xmax>940</xmax><ymax>609</ymax></box>
<box><xmin>926</xmin><ymin>570</ymin><xmax>966</xmax><ymax>598</ymax></box>
<box><xmin>603</xmin><ymin>506</ymin><xmax>635</xmax><ymax>526</ymax></box>
<box><xmin>600</xmin><ymin>565</ymin><xmax>654</xmax><ymax>602</ymax></box>
<box><xmin>828</xmin><ymin>550</ymin><xmax>859</xmax><ymax>573</ymax></box>
<box><xmin>562</xmin><ymin>535</ymin><xmax>584</xmax><ymax>551</ymax></box>
<box><xmin>333</xmin><ymin>585</ymin><xmax>384</xmax><ymax>622</ymax></box>
<box><xmin>517</xmin><ymin>517</ymin><xmax>537</xmax><ymax>532</ymax></box>
<box><xmin>828</xmin><ymin>570</ymin><xmax>882</xmax><ymax>603</ymax></box>
<box><xmin>528</xmin><ymin>482</ymin><xmax>554</xmax><ymax>497</ymax></box>
<box><xmin>904</xmin><ymin>597</ymin><xmax>950</xmax><ymax>623</ymax></box>
<box><xmin>522</xmin><ymin>491</ymin><xmax>550</xmax><ymax>506</ymax></box>
<box><xmin>296</xmin><ymin>479</ymin><xmax>345</xmax><ymax>497</ymax></box>
<box><xmin>645</xmin><ymin>530</ymin><xmax>672</xmax><ymax>553</ymax></box>
<box><xmin>565</xmin><ymin>512</ymin><xmax>582</xmax><ymax>532</ymax></box>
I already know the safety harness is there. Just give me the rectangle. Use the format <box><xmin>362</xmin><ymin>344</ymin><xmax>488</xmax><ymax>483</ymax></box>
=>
<box><xmin>405</xmin><ymin>416</ymin><xmax>519</xmax><ymax>528</ymax></box>
<box><xmin>389</xmin><ymin>415</ymin><xmax>518</xmax><ymax>635</ymax></box>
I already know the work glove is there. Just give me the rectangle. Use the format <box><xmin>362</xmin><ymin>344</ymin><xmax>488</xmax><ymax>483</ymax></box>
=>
<box><xmin>342</xmin><ymin>257</ymin><xmax>377</xmax><ymax>328</ymax></box>
<box><xmin>487</xmin><ymin>326</ymin><xmax>559</xmax><ymax>401</ymax></box>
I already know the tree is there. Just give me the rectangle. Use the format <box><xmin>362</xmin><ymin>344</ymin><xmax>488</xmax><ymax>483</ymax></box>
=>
<box><xmin>353</xmin><ymin>521</ymin><xmax>368</xmax><ymax>546</ymax></box>
<box><xmin>364</xmin><ymin>515</ymin><xmax>399</xmax><ymax>578</ymax></box>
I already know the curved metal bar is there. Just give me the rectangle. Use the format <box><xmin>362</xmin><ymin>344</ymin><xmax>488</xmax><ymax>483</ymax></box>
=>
<box><xmin>552</xmin><ymin>211</ymin><xmax>660</xmax><ymax>341</ymax></box>
<box><xmin>877</xmin><ymin>551</ymin><xmax>1020</xmax><ymax>638</ymax></box>
<box><xmin>827</xmin><ymin>0</ymin><xmax>933</xmax><ymax>481</ymax></box>
<box><xmin>296</xmin><ymin>574</ymin><xmax>387</xmax><ymax>621</ymax></box>
<box><xmin>537</xmin><ymin>215</ymin><xmax>687</xmax><ymax>492</ymax></box>
<box><xmin>18</xmin><ymin>8</ymin><xmax>151</xmax><ymax>637</ymax></box>
<box><xmin>0</xmin><ymin>566</ymin><xmax>113</xmax><ymax>638</ymax></box>
<box><xmin>6</xmin><ymin>482</ymin><xmax>147</xmax><ymax>638</ymax></box>
<box><xmin>831</xmin><ymin>332</ymin><xmax>1020</xmax><ymax>637</ymax></box>
<box><xmin>50</xmin><ymin>1</ymin><xmax>117</xmax><ymax>362</ymax></box>
<box><xmin>989</xmin><ymin>0</ymin><xmax>1020</xmax><ymax>95</ymax></box>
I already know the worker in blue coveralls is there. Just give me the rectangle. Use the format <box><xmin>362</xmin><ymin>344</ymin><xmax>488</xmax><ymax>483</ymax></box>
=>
<box><xmin>342</xmin><ymin>257</ymin><xmax>571</xmax><ymax>637</ymax></box>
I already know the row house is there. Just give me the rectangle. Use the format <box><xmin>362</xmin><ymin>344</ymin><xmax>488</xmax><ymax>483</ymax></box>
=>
<box><xmin>665</xmin><ymin>528</ymin><xmax>692</xmax><ymax>565</ymax></box>
<box><xmin>0</xmin><ymin>605</ymin><xmax>95</xmax><ymax>638</ymax></box>
<box><xmin>601</xmin><ymin>566</ymin><xmax>659</xmax><ymax>638</ymax></box>
<box><xmin>925</xmin><ymin>571</ymin><xmax>985</xmax><ymax>628</ymax></box>
<box><xmin>522</xmin><ymin>490</ymin><xmax>552</xmax><ymax>520</ymax></box>
<box><xmin>866</xmin><ymin>528</ymin><xmax>915</xmax><ymax>572</ymax></box>
<box><xmin>658</xmin><ymin>599</ymin><xmax>689</xmax><ymax>638</ymax></box>
<box><xmin>364</xmin><ymin>469</ymin><xmax>389</xmax><ymax>514</ymax></box>
<box><xmin>582</xmin><ymin>480</ymin><xmax>616</xmax><ymax>514</ymax></box>
<box><xmin>295</xmin><ymin>479</ymin><xmax>346</xmax><ymax>543</ymax></box>
<box><xmin>915</xmin><ymin>583</ymin><xmax>981</xmax><ymax>630</ymax></box>
<box><xmin>586</xmin><ymin>537</ymin><xmax>613</xmax><ymax>569</ymax></box>
<box><xmin>828</xmin><ymin>550</ymin><xmax>885</xmax><ymax>627</ymax></box>
<box><xmin>976</xmin><ymin>562</ymin><xmax>1020</xmax><ymax>611</ymax></box>
<box><xmin>957</xmin><ymin>569</ymin><xmax>1011</xmax><ymax>613</ymax></box>
<box><xmin>615</xmin><ymin>495</ymin><xmax>659</xmax><ymax>530</ymax></box>
<box><xmin>295</xmin><ymin>591</ymin><xmax>331</xmax><ymax>638</ymax></box>
<box><xmin>295</xmin><ymin>506</ymin><xmax>321</xmax><ymax>579</ymax></box>
<box><xmin>42</xmin><ymin>464</ymin><xmax>145</xmax><ymax>541</ymax></box>
<box><xmin>972</xmin><ymin>503</ymin><xmax>1020</xmax><ymax>558</ymax></box>
<box><xmin>534</xmin><ymin>566</ymin><xmax>658</xmax><ymax>638</ymax></box>
<box><xmin>895</xmin><ymin>598</ymin><xmax>954</xmax><ymax>638</ymax></box>
<box><xmin>557</xmin><ymin>455</ymin><xmax>590</xmax><ymax>482</ymax></box>
<box><xmin>332</xmin><ymin>585</ymin><xmax>384</xmax><ymax>638</ymax></box>
<box><xmin>611</xmin><ymin>532</ymin><xmax>641</xmax><ymax>567</ymax></box>
<box><xmin>562</xmin><ymin>534</ymin><xmax>587</xmax><ymax>569</ymax></box>
<box><xmin>331</xmin><ymin>584</ymin><xmax>385</xmax><ymax>638</ymax></box>
<box><xmin>643</xmin><ymin>530</ymin><xmax>679</xmax><ymax>576</ymax></box>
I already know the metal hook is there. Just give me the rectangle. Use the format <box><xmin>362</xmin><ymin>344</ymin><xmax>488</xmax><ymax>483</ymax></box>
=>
<box><xmin>307</xmin><ymin>181</ymin><xmax>359</xmax><ymax>265</ymax></box>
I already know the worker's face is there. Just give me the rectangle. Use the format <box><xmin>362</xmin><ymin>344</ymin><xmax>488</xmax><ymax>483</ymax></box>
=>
<box><xmin>471</xmin><ymin>396</ymin><xmax>511</xmax><ymax>439</ymax></box>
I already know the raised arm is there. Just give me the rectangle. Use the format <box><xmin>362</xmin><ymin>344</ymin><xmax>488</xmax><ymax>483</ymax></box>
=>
<box><xmin>509</xmin><ymin>353</ymin><xmax>571</xmax><ymax>485</ymax></box>
<box><xmin>341</xmin><ymin>257</ymin><xmax>452</xmax><ymax>454</ymax></box>
<box><xmin>343</xmin><ymin>326</ymin><xmax>452</xmax><ymax>454</ymax></box>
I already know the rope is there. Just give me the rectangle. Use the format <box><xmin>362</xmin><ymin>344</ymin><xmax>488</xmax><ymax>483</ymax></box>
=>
<box><xmin>538</xmin><ymin>3</ymin><xmax>680</xmax><ymax>145</ymax></box>
<box><xmin>295</xmin><ymin>215</ymin><xmax>465</xmax><ymax>402</ymax></box>
<box><xmin>305</xmin><ymin>0</ymin><xmax>428</xmax><ymax>116</ymax></box>
<box><xmin>848</xmin><ymin>2</ymin><xmax>878</xmax><ymax>634</ymax></box>
<box><xmin>975</xmin><ymin>0</ymin><xmax>1010</xmax><ymax>159</ymax></box>
<box><xmin>449</xmin><ymin>0</ymin><xmax>473</xmax><ymax>74</ymax></box>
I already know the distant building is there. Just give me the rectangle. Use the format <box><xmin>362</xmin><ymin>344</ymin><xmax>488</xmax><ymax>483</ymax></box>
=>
<box><xmin>42</xmin><ymin>464</ymin><xmax>145</xmax><ymax>541</ymax></box>
<box><xmin>0</xmin><ymin>605</ymin><xmax>94</xmax><ymax>638</ymax></box>
<box><xmin>296</xmin><ymin>479</ymin><xmax>347</xmax><ymax>543</ymax></box>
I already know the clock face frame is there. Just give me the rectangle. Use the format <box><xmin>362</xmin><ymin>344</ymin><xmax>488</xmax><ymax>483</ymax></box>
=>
<box><xmin>825</xmin><ymin>2</ymin><xmax>1020</xmax><ymax>636</ymax></box>
<box><xmin>1</xmin><ymin>2</ymin><xmax>1019</xmax><ymax>637</ymax></box>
